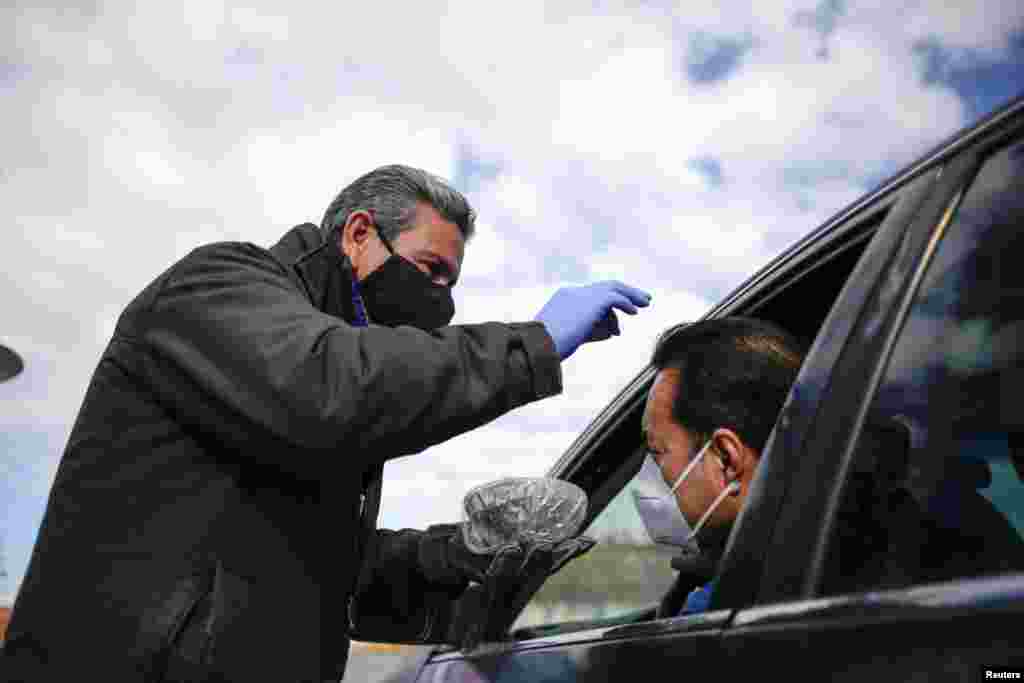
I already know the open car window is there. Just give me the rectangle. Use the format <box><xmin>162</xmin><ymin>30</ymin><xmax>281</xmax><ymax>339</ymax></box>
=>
<box><xmin>504</xmin><ymin>199</ymin><xmax>899</xmax><ymax>641</ymax></box>
<box><xmin>511</xmin><ymin>447</ymin><xmax>677</xmax><ymax>637</ymax></box>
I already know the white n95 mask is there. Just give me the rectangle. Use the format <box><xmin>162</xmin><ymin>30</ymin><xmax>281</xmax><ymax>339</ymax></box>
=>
<box><xmin>631</xmin><ymin>440</ymin><xmax>739</xmax><ymax>553</ymax></box>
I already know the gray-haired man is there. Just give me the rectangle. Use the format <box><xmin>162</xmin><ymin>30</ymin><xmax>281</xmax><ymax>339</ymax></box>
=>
<box><xmin>3</xmin><ymin>165</ymin><xmax>650</xmax><ymax>682</ymax></box>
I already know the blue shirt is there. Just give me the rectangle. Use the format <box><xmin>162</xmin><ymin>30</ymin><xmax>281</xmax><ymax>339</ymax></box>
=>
<box><xmin>679</xmin><ymin>578</ymin><xmax>717</xmax><ymax>615</ymax></box>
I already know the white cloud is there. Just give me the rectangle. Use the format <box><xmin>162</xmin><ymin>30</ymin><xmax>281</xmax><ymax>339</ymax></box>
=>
<box><xmin>104</xmin><ymin>109</ymin><xmax>190</xmax><ymax>189</ymax></box>
<box><xmin>452</xmin><ymin>285</ymin><xmax>551</xmax><ymax>326</ymax></box>
<box><xmin>242</xmin><ymin>111</ymin><xmax>459</xmax><ymax>231</ymax></box>
<box><xmin>378</xmin><ymin>427</ymin><xmax>583</xmax><ymax>528</ymax></box>
<box><xmin>667</xmin><ymin>213</ymin><xmax>764</xmax><ymax>262</ymax></box>
<box><xmin>229</xmin><ymin>6</ymin><xmax>291</xmax><ymax>43</ymax></box>
<box><xmin>492</xmin><ymin>175</ymin><xmax>543</xmax><ymax>223</ymax></box>
<box><xmin>553</xmin><ymin>42</ymin><xmax>681</xmax><ymax>159</ymax></box>
<box><xmin>454</xmin><ymin>219</ymin><xmax>511</xmax><ymax>282</ymax></box>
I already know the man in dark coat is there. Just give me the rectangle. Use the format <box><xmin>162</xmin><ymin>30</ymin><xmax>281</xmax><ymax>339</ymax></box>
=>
<box><xmin>2</xmin><ymin>165</ymin><xmax>651</xmax><ymax>682</ymax></box>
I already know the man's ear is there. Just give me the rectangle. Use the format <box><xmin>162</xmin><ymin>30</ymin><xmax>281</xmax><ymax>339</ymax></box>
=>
<box><xmin>340</xmin><ymin>210</ymin><xmax>375</xmax><ymax>260</ymax></box>
<box><xmin>710</xmin><ymin>428</ymin><xmax>753</xmax><ymax>488</ymax></box>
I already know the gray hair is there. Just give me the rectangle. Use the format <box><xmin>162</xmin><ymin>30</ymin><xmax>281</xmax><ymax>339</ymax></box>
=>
<box><xmin>319</xmin><ymin>164</ymin><xmax>476</xmax><ymax>243</ymax></box>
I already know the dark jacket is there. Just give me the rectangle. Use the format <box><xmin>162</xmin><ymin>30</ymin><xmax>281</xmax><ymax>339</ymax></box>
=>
<box><xmin>2</xmin><ymin>223</ymin><xmax>561</xmax><ymax>682</ymax></box>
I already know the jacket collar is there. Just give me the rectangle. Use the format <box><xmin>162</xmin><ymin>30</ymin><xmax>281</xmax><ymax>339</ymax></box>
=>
<box><xmin>270</xmin><ymin>223</ymin><xmax>358</xmax><ymax>322</ymax></box>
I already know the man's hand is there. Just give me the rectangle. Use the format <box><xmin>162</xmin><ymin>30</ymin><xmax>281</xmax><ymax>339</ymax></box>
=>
<box><xmin>417</xmin><ymin>523</ymin><xmax>492</xmax><ymax>586</ymax></box>
<box><xmin>452</xmin><ymin>536</ymin><xmax>596</xmax><ymax>651</ymax></box>
<box><xmin>416</xmin><ymin>523</ymin><xmax>596</xmax><ymax>651</ymax></box>
<box><xmin>418</xmin><ymin>523</ymin><xmax>595</xmax><ymax>587</ymax></box>
<box><xmin>534</xmin><ymin>281</ymin><xmax>652</xmax><ymax>361</ymax></box>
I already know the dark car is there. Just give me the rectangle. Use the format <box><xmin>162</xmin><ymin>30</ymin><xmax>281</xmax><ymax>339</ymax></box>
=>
<box><xmin>373</xmin><ymin>94</ymin><xmax>1024</xmax><ymax>682</ymax></box>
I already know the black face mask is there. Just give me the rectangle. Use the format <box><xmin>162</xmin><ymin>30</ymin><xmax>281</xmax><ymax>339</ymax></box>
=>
<box><xmin>356</xmin><ymin>231</ymin><xmax>456</xmax><ymax>331</ymax></box>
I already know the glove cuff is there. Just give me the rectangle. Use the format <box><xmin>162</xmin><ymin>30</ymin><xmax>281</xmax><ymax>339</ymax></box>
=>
<box><xmin>512</xmin><ymin>321</ymin><xmax>563</xmax><ymax>395</ymax></box>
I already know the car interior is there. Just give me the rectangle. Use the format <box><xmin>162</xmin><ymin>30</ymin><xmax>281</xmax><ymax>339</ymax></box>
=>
<box><xmin>821</xmin><ymin>399</ymin><xmax>1024</xmax><ymax>598</ymax></box>
<box><xmin>820</xmin><ymin>158</ymin><xmax>1024</xmax><ymax>596</ymax></box>
<box><xmin>493</xmin><ymin>203</ymin><xmax>896</xmax><ymax>643</ymax></box>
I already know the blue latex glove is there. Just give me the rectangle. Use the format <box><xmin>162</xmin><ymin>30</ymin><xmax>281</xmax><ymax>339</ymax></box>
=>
<box><xmin>534</xmin><ymin>281</ymin><xmax>652</xmax><ymax>361</ymax></box>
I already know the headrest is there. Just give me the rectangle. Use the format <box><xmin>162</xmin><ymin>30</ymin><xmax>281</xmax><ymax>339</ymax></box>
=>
<box><xmin>853</xmin><ymin>415</ymin><xmax>912</xmax><ymax>490</ymax></box>
<box><xmin>948</xmin><ymin>455</ymin><xmax>992</xmax><ymax>489</ymax></box>
<box><xmin>858</xmin><ymin>416</ymin><xmax>995</xmax><ymax>490</ymax></box>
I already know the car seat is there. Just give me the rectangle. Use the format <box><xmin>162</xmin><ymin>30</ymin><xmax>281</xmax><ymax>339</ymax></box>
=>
<box><xmin>824</xmin><ymin>414</ymin><xmax>1024</xmax><ymax>595</ymax></box>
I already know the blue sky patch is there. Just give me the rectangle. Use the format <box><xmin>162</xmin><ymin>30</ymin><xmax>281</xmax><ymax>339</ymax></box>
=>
<box><xmin>1</xmin><ymin>428</ymin><xmax>62</xmax><ymax>601</ymax></box>
<box><xmin>781</xmin><ymin>160</ymin><xmax>852</xmax><ymax>187</ymax></box>
<box><xmin>861</xmin><ymin>165</ymin><xmax>902</xmax><ymax>194</ymax></box>
<box><xmin>570</xmin><ymin>200</ymin><xmax>616</xmax><ymax>251</ymax></box>
<box><xmin>794</xmin><ymin>0</ymin><xmax>846</xmax><ymax>38</ymax></box>
<box><xmin>688</xmin><ymin>156</ymin><xmax>724</xmax><ymax>187</ymax></box>
<box><xmin>685</xmin><ymin>32</ymin><xmax>753</xmax><ymax>85</ymax></box>
<box><xmin>542</xmin><ymin>251</ymin><xmax>589</xmax><ymax>284</ymax></box>
<box><xmin>913</xmin><ymin>30</ymin><xmax>1024</xmax><ymax>124</ymax></box>
<box><xmin>453</xmin><ymin>140</ymin><xmax>501</xmax><ymax>195</ymax></box>
<box><xmin>225</xmin><ymin>44</ymin><xmax>265</xmax><ymax>67</ymax></box>
<box><xmin>794</xmin><ymin>0</ymin><xmax>846</xmax><ymax>59</ymax></box>
<box><xmin>0</xmin><ymin>62</ymin><xmax>30</xmax><ymax>89</ymax></box>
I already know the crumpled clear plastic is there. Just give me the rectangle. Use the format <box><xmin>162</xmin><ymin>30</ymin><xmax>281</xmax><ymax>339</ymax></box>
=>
<box><xmin>461</xmin><ymin>477</ymin><xmax>589</xmax><ymax>555</ymax></box>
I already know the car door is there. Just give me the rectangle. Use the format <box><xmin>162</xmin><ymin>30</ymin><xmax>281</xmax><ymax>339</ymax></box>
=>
<box><xmin>721</xmin><ymin>109</ymin><xmax>1024</xmax><ymax>681</ymax></box>
<box><xmin>396</xmin><ymin>137</ymin><xmax>946</xmax><ymax>683</ymax></box>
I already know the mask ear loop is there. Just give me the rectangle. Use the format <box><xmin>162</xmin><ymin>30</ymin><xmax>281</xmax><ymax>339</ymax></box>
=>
<box><xmin>366</xmin><ymin>209</ymin><xmax>397</xmax><ymax>256</ymax></box>
<box><xmin>346</xmin><ymin>220</ymin><xmax>370</xmax><ymax>328</ymax></box>
<box><xmin>669</xmin><ymin>440</ymin><xmax>713</xmax><ymax>495</ymax></box>
<box><xmin>345</xmin><ymin>209</ymin><xmax>392</xmax><ymax>328</ymax></box>
<box><xmin>686</xmin><ymin>479</ymin><xmax>741</xmax><ymax>545</ymax></box>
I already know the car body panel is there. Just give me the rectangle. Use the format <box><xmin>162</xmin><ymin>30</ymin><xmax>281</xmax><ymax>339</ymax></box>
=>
<box><xmin>417</xmin><ymin>611</ymin><xmax>728</xmax><ymax>682</ymax></box>
<box><xmin>724</xmin><ymin>575</ymin><xmax>1024</xmax><ymax>681</ymax></box>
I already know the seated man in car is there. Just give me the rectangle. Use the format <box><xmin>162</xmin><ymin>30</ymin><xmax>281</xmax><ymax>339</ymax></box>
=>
<box><xmin>636</xmin><ymin>317</ymin><xmax>806</xmax><ymax>615</ymax></box>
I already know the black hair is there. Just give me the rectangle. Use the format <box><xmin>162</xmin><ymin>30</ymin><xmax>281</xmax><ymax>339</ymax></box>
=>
<box><xmin>650</xmin><ymin>317</ymin><xmax>806</xmax><ymax>453</ymax></box>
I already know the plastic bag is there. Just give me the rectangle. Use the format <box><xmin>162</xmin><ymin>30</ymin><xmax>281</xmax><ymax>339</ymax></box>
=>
<box><xmin>461</xmin><ymin>477</ymin><xmax>588</xmax><ymax>555</ymax></box>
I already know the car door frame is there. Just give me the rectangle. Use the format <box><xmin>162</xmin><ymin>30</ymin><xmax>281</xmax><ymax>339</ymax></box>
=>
<box><xmin>717</xmin><ymin>101</ymin><xmax>1024</xmax><ymax>680</ymax></box>
<box><xmin>706</xmin><ymin>163</ymin><xmax>946</xmax><ymax>611</ymax></box>
<box><xmin>714</xmin><ymin>96</ymin><xmax>1024</xmax><ymax>614</ymax></box>
<box><xmin>749</xmin><ymin>99</ymin><xmax>1024</xmax><ymax>607</ymax></box>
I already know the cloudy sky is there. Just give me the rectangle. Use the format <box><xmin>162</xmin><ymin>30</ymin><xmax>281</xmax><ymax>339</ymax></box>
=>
<box><xmin>2</xmin><ymin>1</ymin><xmax>1023</xmax><ymax>604</ymax></box>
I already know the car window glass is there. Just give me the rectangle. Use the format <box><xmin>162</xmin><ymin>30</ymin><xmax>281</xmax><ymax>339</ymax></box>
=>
<box><xmin>511</xmin><ymin>462</ymin><xmax>678</xmax><ymax>632</ymax></box>
<box><xmin>822</xmin><ymin>138</ymin><xmax>1024</xmax><ymax>596</ymax></box>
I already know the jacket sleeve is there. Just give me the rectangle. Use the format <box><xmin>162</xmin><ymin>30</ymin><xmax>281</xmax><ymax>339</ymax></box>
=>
<box><xmin>130</xmin><ymin>242</ymin><xmax>562</xmax><ymax>478</ymax></box>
